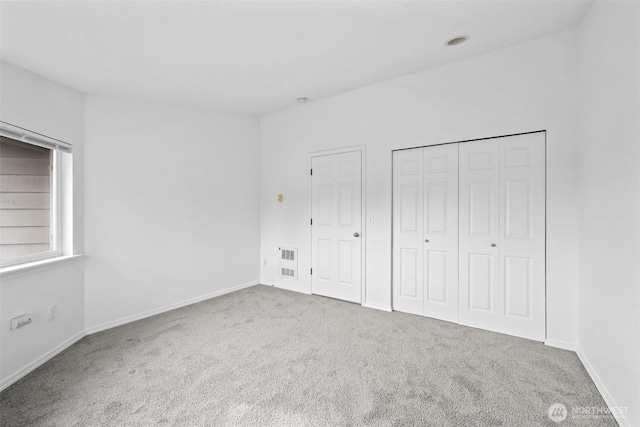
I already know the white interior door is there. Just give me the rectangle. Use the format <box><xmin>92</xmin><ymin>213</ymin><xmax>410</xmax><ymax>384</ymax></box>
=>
<box><xmin>458</xmin><ymin>140</ymin><xmax>501</xmax><ymax>332</ymax></box>
<box><xmin>311</xmin><ymin>151</ymin><xmax>362</xmax><ymax>303</ymax></box>
<box><xmin>392</xmin><ymin>148</ymin><xmax>424</xmax><ymax>315</ymax></box>
<box><xmin>423</xmin><ymin>144</ymin><xmax>459</xmax><ymax>323</ymax></box>
<box><xmin>498</xmin><ymin>133</ymin><xmax>546</xmax><ymax>341</ymax></box>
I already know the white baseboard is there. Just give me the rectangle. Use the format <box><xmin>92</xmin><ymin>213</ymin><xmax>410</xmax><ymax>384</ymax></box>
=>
<box><xmin>363</xmin><ymin>302</ymin><xmax>392</xmax><ymax>312</ymax></box>
<box><xmin>577</xmin><ymin>349</ymin><xmax>629</xmax><ymax>427</ymax></box>
<box><xmin>85</xmin><ymin>280</ymin><xmax>260</xmax><ymax>335</ymax></box>
<box><xmin>544</xmin><ymin>339</ymin><xmax>578</xmax><ymax>352</ymax></box>
<box><xmin>262</xmin><ymin>281</ymin><xmax>391</xmax><ymax>312</ymax></box>
<box><xmin>261</xmin><ymin>280</ymin><xmax>312</xmax><ymax>295</ymax></box>
<box><xmin>0</xmin><ymin>330</ymin><xmax>85</xmax><ymax>392</ymax></box>
<box><xmin>260</xmin><ymin>280</ymin><xmax>279</xmax><ymax>287</ymax></box>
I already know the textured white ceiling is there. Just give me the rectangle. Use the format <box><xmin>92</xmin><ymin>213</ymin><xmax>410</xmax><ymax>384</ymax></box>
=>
<box><xmin>0</xmin><ymin>1</ymin><xmax>592</xmax><ymax>115</ymax></box>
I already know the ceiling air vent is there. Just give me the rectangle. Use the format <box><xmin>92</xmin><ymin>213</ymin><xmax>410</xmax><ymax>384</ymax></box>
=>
<box><xmin>279</xmin><ymin>247</ymin><xmax>298</xmax><ymax>279</ymax></box>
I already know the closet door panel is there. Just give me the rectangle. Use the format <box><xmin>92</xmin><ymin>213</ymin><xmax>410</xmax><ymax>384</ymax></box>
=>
<box><xmin>423</xmin><ymin>144</ymin><xmax>459</xmax><ymax>323</ymax></box>
<box><xmin>392</xmin><ymin>149</ymin><xmax>424</xmax><ymax>315</ymax></box>
<box><xmin>459</xmin><ymin>140</ymin><xmax>501</xmax><ymax>333</ymax></box>
<box><xmin>499</xmin><ymin>133</ymin><xmax>546</xmax><ymax>341</ymax></box>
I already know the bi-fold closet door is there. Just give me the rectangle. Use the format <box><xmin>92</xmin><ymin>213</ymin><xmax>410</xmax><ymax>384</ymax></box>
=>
<box><xmin>392</xmin><ymin>143</ymin><xmax>459</xmax><ymax>323</ymax></box>
<box><xmin>392</xmin><ymin>133</ymin><xmax>546</xmax><ymax>341</ymax></box>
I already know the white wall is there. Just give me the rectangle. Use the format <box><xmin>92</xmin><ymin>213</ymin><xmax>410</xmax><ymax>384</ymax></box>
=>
<box><xmin>84</xmin><ymin>96</ymin><xmax>260</xmax><ymax>331</ymax></box>
<box><xmin>1</xmin><ymin>7</ymin><xmax>637</xmax><ymax>421</ymax></box>
<box><xmin>260</xmin><ymin>30</ymin><xmax>581</xmax><ymax>346</ymax></box>
<box><xmin>0</xmin><ymin>61</ymin><xmax>85</xmax><ymax>388</ymax></box>
<box><xmin>577</xmin><ymin>2</ymin><xmax>640</xmax><ymax>426</ymax></box>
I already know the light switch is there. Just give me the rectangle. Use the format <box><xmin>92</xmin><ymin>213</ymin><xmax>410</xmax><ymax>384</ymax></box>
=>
<box><xmin>368</xmin><ymin>215</ymin><xmax>374</xmax><ymax>224</ymax></box>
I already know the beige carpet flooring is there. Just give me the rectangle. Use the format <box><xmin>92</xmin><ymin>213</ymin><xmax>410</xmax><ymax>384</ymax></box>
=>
<box><xmin>0</xmin><ymin>285</ymin><xmax>616</xmax><ymax>426</ymax></box>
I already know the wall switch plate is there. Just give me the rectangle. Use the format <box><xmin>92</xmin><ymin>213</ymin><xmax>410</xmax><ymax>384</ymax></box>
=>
<box><xmin>368</xmin><ymin>215</ymin><xmax>374</xmax><ymax>224</ymax></box>
<box><xmin>10</xmin><ymin>314</ymin><xmax>32</xmax><ymax>330</ymax></box>
<box><xmin>49</xmin><ymin>304</ymin><xmax>58</xmax><ymax>320</ymax></box>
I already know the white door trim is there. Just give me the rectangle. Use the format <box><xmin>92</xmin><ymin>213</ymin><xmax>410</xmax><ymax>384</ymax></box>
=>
<box><xmin>309</xmin><ymin>145</ymin><xmax>366</xmax><ymax>305</ymax></box>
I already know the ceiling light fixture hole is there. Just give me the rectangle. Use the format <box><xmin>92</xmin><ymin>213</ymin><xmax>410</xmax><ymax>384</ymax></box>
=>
<box><xmin>445</xmin><ymin>35</ymin><xmax>469</xmax><ymax>46</ymax></box>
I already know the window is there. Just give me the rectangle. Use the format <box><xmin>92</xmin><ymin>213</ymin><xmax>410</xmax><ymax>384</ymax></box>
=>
<box><xmin>0</xmin><ymin>122</ymin><xmax>72</xmax><ymax>267</ymax></box>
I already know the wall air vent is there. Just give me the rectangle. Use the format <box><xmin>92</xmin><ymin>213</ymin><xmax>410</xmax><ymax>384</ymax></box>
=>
<box><xmin>282</xmin><ymin>249</ymin><xmax>295</xmax><ymax>261</ymax></box>
<box><xmin>279</xmin><ymin>247</ymin><xmax>298</xmax><ymax>279</ymax></box>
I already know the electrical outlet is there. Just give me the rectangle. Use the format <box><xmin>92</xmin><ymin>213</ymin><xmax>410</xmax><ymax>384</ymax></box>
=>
<box><xmin>48</xmin><ymin>304</ymin><xmax>58</xmax><ymax>320</ymax></box>
<box><xmin>10</xmin><ymin>314</ymin><xmax>32</xmax><ymax>330</ymax></box>
<box><xmin>263</xmin><ymin>259</ymin><xmax>267</xmax><ymax>266</ymax></box>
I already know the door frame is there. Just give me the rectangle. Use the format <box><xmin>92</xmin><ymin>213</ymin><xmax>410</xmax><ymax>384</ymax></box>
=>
<box><xmin>309</xmin><ymin>145</ymin><xmax>367</xmax><ymax>305</ymax></box>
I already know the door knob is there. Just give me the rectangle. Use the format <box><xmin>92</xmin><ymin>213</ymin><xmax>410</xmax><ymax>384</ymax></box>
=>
<box><xmin>425</xmin><ymin>239</ymin><xmax>429</xmax><ymax>243</ymax></box>
<box><xmin>491</xmin><ymin>243</ymin><xmax>497</xmax><ymax>247</ymax></box>
<box><xmin>353</xmin><ymin>232</ymin><xmax>360</xmax><ymax>238</ymax></box>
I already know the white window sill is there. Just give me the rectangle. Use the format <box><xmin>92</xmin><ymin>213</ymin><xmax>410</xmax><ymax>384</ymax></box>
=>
<box><xmin>0</xmin><ymin>254</ymin><xmax>83</xmax><ymax>281</ymax></box>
